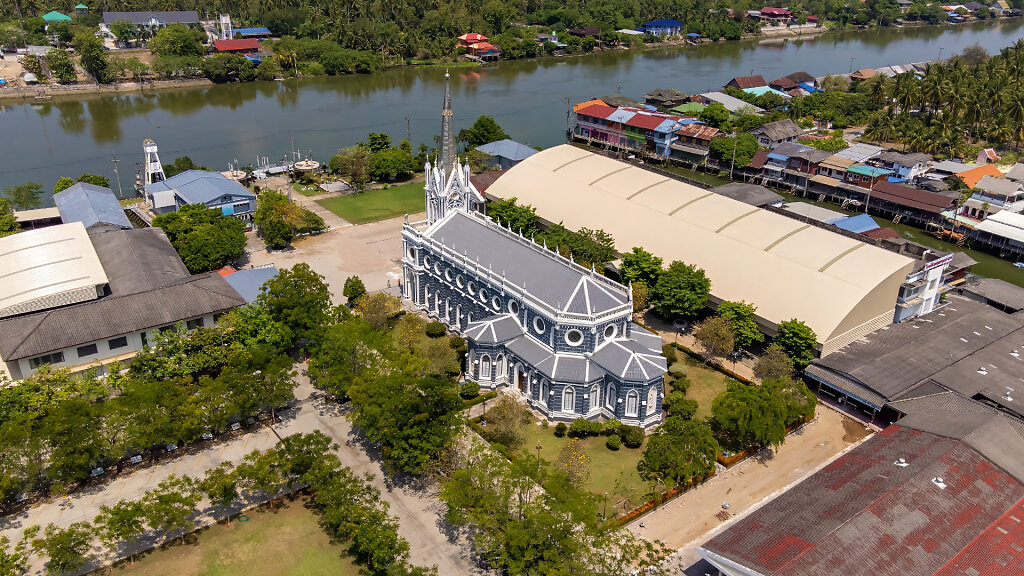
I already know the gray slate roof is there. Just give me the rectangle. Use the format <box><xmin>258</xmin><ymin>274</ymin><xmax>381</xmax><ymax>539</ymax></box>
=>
<box><xmin>54</xmin><ymin>183</ymin><xmax>132</xmax><ymax>231</ymax></box>
<box><xmin>962</xmin><ymin>277</ymin><xmax>1024</xmax><ymax>312</ymax></box>
<box><xmin>711</xmin><ymin>182</ymin><xmax>783</xmax><ymax>207</ymax></box>
<box><xmin>505</xmin><ymin>335</ymin><xmax>552</xmax><ymax>366</ymax></box>
<box><xmin>1006</xmin><ymin>163</ymin><xmax>1024</xmax><ymax>182</ymax></box>
<box><xmin>930</xmin><ymin>160</ymin><xmax>976</xmax><ymax>174</ymax></box>
<box><xmin>535</xmin><ymin>354</ymin><xmax>597</xmax><ymax>383</ymax></box>
<box><xmin>629</xmin><ymin>323</ymin><xmax>662</xmax><ymax>352</ymax></box>
<box><xmin>833</xmin><ymin>142</ymin><xmax>883</xmax><ymax>162</ymax></box>
<box><xmin>90</xmin><ymin>227</ymin><xmax>189</xmax><ymax>296</ymax></box>
<box><xmin>464</xmin><ymin>314</ymin><xmax>525</xmax><ymax>345</ymax></box>
<box><xmin>974</xmin><ymin>175</ymin><xmax>1023</xmax><ymax>197</ymax></box>
<box><xmin>474</xmin><ymin>139</ymin><xmax>538</xmax><ymax>162</ymax></box>
<box><xmin>426</xmin><ymin>212</ymin><xmax>629</xmax><ymax>315</ymax></box>
<box><xmin>875</xmin><ymin>150</ymin><xmax>931</xmax><ymax>167</ymax></box>
<box><xmin>102</xmin><ymin>10</ymin><xmax>199</xmax><ymax>24</ymax></box>
<box><xmin>0</xmin><ymin>273</ymin><xmax>245</xmax><ymax>360</ymax></box>
<box><xmin>752</xmin><ymin>119</ymin><xmax>803</xmax><ymax>142</ymax></box>
<box><xmin>590</xmin><ymin>339</ymin><xmax>667</xmax><ymax>381</ymax></box>
<box><xmin>222</xmin><ymin>267</ymin><xmax>279</xmax><ymax>303</ymax></box>
<box><xmin>144</xmin><ymin>170</ymin><xmax>255</xmax><ymax>206</ymax></box>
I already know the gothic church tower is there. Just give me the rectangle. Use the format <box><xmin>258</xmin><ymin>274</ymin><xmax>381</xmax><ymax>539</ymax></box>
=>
<box><xmin>424</xmin><ymin>71</ymin><xmax>484</xmax><ymax>225</ymax></box>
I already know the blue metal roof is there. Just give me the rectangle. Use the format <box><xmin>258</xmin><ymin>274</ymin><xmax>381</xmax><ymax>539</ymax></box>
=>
<box><xmin>686</xmin><ymin>32</ymin><xmax>701</xmax><ymax>37</ymax></box>
<box><xmin>234</xmin><ymin>27</ymin><xmax>271</xmax><ymax>35</ymax></box>
<box><xmin>798</xmin><ymin>82</ymin><xmax>822</xmax><ymax>93</ymax></box>
<box><xmin>54</xmin><ymin>183</ymin><xmax>132</xmax><ymax>230</ymax></box>
<box><xmin>826</xmin><ymin>214</ymin><xmax>880</xmax><ymax>234</ymax></box>
<box><xmin>144</xmin><ymin>170</ymin><xmax>255</xmax><ymax>206</ymax></box>
<box><xmin>474</xmin><ymin>139</ymin><xmax>539</xmax><ymax>162</ymax></box>
<box><xmin>847</xmin><ymin>165</ymin><xmax>893</xmax><ymax>178</ymax></box>
<box><xmin>767</xmin><ymin>152</ymin><xmax>789</xmax><ymax>161</ymax></box>
<box><xmin>644</xmin><ymin>18</ymin><xmax>683</xmax><ymax>27</ymax></box>
<box><xmin>223</xmin><ymin>267</ymin><xmax>279</xmax><ymax>303</ymax></box>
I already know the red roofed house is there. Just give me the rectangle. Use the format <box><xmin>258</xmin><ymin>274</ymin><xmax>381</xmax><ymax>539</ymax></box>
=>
<box><xmin>573</xmin><ymin>105</ymin><xmax>688</xmax><ymax>156</ymax></box>
<box><xmin>457</xmin><ymin>32</ymin><xmax>488</xmax><ymax>47</ymax></box>
<box><xmin>213</xmin><ymin>39</ymin><xmax>260</xmax><ymax>54</ymax></box>
<box><xmin>671</xmin><ymin>123</ymin><xmax>723</xmax><ymax>162</ymax></box>
<box><xmin>759</xmin><ymin>6</ymin><xmax>793</xmax><ymax>23</ymax></box>
<box><xmin>467</xmin><ymin>42</ymin><xmax>501</xmax><ymax>60</ymax></box>
<box><xmin>725</xmin><ymin>75</ymin><xmax>767</xmax><ymax>90</ymax></box>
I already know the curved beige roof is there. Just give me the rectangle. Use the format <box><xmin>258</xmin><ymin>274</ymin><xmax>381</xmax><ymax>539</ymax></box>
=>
<box><xmin>0</xmin><ymin>222</ymin><xmax>108</xmax><ymax>318</ymax></box>
<box><xmin>485</xmin><ymin>145</ymin><xmax>915</xmax><ymax>348</ymax></box>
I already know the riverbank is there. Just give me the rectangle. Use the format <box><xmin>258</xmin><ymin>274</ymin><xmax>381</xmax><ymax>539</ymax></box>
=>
<box><xmin>0</xmin><ymin>77</ymin><xmax>213</xmax><ymax>102</ymax></box>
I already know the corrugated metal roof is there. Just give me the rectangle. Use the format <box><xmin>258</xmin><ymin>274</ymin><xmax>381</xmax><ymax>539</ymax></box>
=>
<box><xmin>0</xmin><ymin>222</ymin><xmax>108</xmax><ymax>318</ymax></box>
<box><xmin>222</xmin><ymin>266</ymin><xmax>278</xmax><ymax>303</ymax></box>
<box><xmin>54</xmin><ymin>182</ymin><xmax>132</xmax><ymax>231</ymax></box>
<box><xmin>144</xmin><ymin>170</ymin><xmax>255</xmax><ymax>206</ymax></box>
<box><xmin>474</xmin><ymin>139</ymin><xmax>538</xmax><ymax>162</ymax></box>
<box><xmin>976</xmin><ymin>210</ymin><xmax>1024</xmax><ymax>244</ymax></box>
<box><xmin>90</xmin><ymin>228</ymin><xmax>189</xmax><ymax>296</ymax></box>
<box><xmin>102</xmin><ymin>10</ymin><xmax>198</xmax><ymax>24</ymax></box>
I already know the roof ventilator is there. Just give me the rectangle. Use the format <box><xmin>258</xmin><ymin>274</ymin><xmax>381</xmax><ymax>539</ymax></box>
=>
<box><xmin>978</xmin><ymin>366</ymin><xmax>988</xmax><ymax>375</ymax></box>
<box><xmin>894</xmin><ymin>457</ymin><xmax>909</xmax><ymax>467</ymax></box>
<box><xmin>1012</xmin><ymin>349</ymin><xmax>1020</xmax><ymax>358</ymax></box>
<box><xmin>932</xmin><ymin>477</ymin><xmax>947</xmax><ymax>489</ymax></box>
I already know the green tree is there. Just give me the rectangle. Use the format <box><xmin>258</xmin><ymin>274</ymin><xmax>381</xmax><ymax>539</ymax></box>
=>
<box><xmin>256</xmin><ymin>58</ymin><xmax>280</xmax><ymax>81</ymax></box>
<box><xmin>716</xmin><ymin>300</ymin><xmax>763</xmax><ymax>348</ymax></box>
<box><xmin>149</xmin><ymin>23</ymin><xmax>205</xmax><ymax>57</ymax></box>
<box><xmin>46</xmin><ymin>48</ymin><xmax>77</xmax><ymax>83</ymax></box>
<box><xmin>773</xmin><ymin>319</ymin><xmax>817</xmax><ymax>368</ymax></box>
<box><xmin>329</xmin><ymin>146</ymin><xmax>370</xmax><ymax>190</ymax></box>
<box><xmin>343</xmin><ymin>275</ymin><xmax>367</xmax><ymax>304</ymax></box>
<box><xmin>632</xmin><ymin>281</ymin><xmax>650</xmax><ymax>312</ymax></box>
<box><xmin>0</xmin><ymin>535</ymin><xmax>28</xmax><ymax>576</ymax></box>
<box><xmin>694</xmin><ymin>315</ymin><xmax>735</xmax><ymax>362</ymax></box>
<box><xmin>753</xmin><ymin>343</ymin><xmax>793</xmax><ymax>381</ymax></box>
<box><xmin>163</xmin><ymin>156</ymin><xmax>204</xmax><ymax>178</ymax></box>
<box><xmin>54</xmin><ymin>177</ymin><xmax>76</xmax><ymax>193</ymax></box>
<box><xmin>369</xmin><ymin>147</ymin><xmax>416</xmax><ymax>180</ymax></box>
<box><xmin>109</xmin><ymin>19</ymin><xmax>139</xmax><ymax>44</ymax></box>
<box><xmin>77</xmin><ymin>174</ymin><xmax>110</xmax><ymax>187</ymax></box>
<box><xmin>308</xmin><ymin>314</ymin><xmax>391</xmax><ymax>398</ymax></box>
<box><xmin>698</xmin><ymin>101</ymin><xmax>730</xmax><ymax>128</ymax></box>
<box><xmin>32</xmin><ymin>522</ymin><xmax>93</xmax><ymax>574</ymax></box>
<box><xmin>3</xmin><ymin>181</ymin><xmax>44</xmax><ymax>209</ymax></box>
<box><xmin>143</xmin><ymin>475</ymin><xmax>201</xmax><ymax>544</ymax></box>
<box><xmin>487</xmin><ymin>197</ymin><xmax>540</xmax><ymax>236</ymax></box>
<box><xmin>73</xmin><ymin>31</ymin><xmax>110</xmax><ymax>83</ymax></box>
<box><xmin>348</xmin><ymin>374</ymin><xmax>463</xmax><ymax>475</ymax></box>
<box><xmin>152</xmin><ymin>204</ymin><xmax>246</xmax><ymax>273</ymax></box>
<box><xmin>45</xmin><ymin>398</ymin><xmax>103</xmax><ymax>483</ymax></box>
<box><xmin>94</xmin><ymin>500</ymin><xmax>147</xmax><ymax>563</ymax></box>
<box><xmin>651</xmin><ymin>260</ymin><xmax>711</xmax><ymax>319</ymax></box>
<box><xmin>459</xmin><ymin>115</ymin><xmax>509</xmax><ymax>147</ymax></box>
<box><xmin>354</xmin><ymin>292</ymin><xmax>403</xmax><ymax>331</ymax></box>
<box><xmin>0</xmin><ymin>198</ymin><xmax>20</xmax><ymax>238</ymax></box>
<box><xmin>620</xmin><ymin>247</ymin><xmax>663</xmax><ymax>287</ymax></box>
<box><xmin>638</xmin><ymin>417</ymin><xmax>718</xmax><ymax>487</ymax></box>
<box><xmin>258</xmin><ymin>262</ymin><xmax>332</xmax><ymax>346</ymax></box>
<box><xmin>201</xmin><ymin>53</ymin><xmax>257</xmax><ymax>83</ymax></box>
<box><xmin>709</xmin><ymin>133</ymin><xmax>761</xmax><ymax>168</ymax></box>
<box><xmin>712</xmin><ymin>382</ymin><xmax>787</xmax><ymax>449</ymax></box>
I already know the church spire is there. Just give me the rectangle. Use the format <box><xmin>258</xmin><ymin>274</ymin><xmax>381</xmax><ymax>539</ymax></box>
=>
<box><xmin>440</xmin><ymin>70</ymin><xmax>458</xmax><ymax>178</ymax></box>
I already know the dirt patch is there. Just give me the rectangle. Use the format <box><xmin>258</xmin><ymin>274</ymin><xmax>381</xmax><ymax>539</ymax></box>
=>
<box><xmin>842</xmin><ymin>418</ymin><xmax>871</xmax><ymax>443</ymax></box>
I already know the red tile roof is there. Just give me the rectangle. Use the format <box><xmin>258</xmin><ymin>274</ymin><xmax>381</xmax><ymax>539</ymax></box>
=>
<box><xmin>702</xmin><ymin>425</ymin><xmax>1024</xmax><ymax>576</ymax></box>
<box><xmin>458</xmin><ymin>32</ymin><xmax>489</xmax><ymax>42</ymax></box>
<box><xmin>761</xmin><ymin>6</ymin><xmax>793</xmax><ymax>15</ymax></box>
<box><xmin>575</xmin><ymin>103</ymin><xmax>617</xmax><ymax>120</ymax></box>
<box><xmin>728</xmin><ymin>75</ymin><xmax>767</xmax><ymax>89</ymax></box>
<box><xmin>675</xmin><ymin>124</ymin><xmax>723</xmax><ymax>140</ymax></box>
<box><xmin>934</xmin><ymin>498</ymin><xmax>1024</xmax><ymax>576</ymax></box>
<box><xmin>748</xmin><ymin>149</ymin><xmax>771</xmax><ymax>169</ymax></box>
<box><xmin>470</xmin><ymin>169</ymin><xmax>507</xmax><ymax>193</ymax></box>
<box><xmin>625</xmin><ymin>113</ymin><xmax>671</xmax><ymax>130</ymax></box>
<box><xmin>870</xmin><ymin>181</ymin><xmax>956</xmax><ymax>214</ymax></box>
<box><xmin>769</xmin><ymin>76</ymin><xmax>799</xmax><ymax>90</ymax></box>
<box><xmin>957</xmin><ymin>164</ymin><xmax>1002</xmax><ymax>189</ymax></box>
<box><xmin>213</xmin><ymin>39</ymin><xmax>260</xmax><ymax>52</ymax></box>
<box><xmin>861</xmin><ymin>226</ymin><xmax>902</xmax><ymax>240</ymax></box>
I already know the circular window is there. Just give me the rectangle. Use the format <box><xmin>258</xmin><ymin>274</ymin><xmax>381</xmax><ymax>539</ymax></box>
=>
<box><xmin>434</xmin><ymin>262</ymin><xmax>441</xmax><ymax>275</ymax></box>
<box><xmin>423</xmin><ymin>255</ymin><xmax>430</xmax><ymax>267</ymax></box>
<box><xmin>468</xmin><ymin>281</ymin><xmax>477</xmax><ymax>295</ymax></box>
<box><xmin>533</xmin><ymin>317</ymin><xmax>546</xmax><ymax>334</ymax></box>
<box><xmin>407</xmin><ymin>247</ymin><xmax>416</xmax><ymax>259</ymax></box>
<box><xmin>492</xmin><ymin>296</ymin><xmax>501</xmax><ymax>310</ymax></box>
<box><xmin>566</xmin><ymin>329</ymin><xmax>584</xmax><ymax>347</ymax></box>
<box><xmin>456</xmin><ymin>275</ymin><xmax>465</xmax><ymax>288</ymax></box>
<box><xmin>508</xmin><ymin>300</ymin><xmax>520</xmax><ymax>315</ymax></box>
<box><xmin>604</xmin><ymin>324</ymin><xmax>617</xmax><ymax>339</ymax></box>
<box><xmin>479</xmin><ymin>288</ymin><xmax>488</xmax><ymax>302</ymax></box>
<box><xmin>445</xmin><ymin>268</ymin><xmax>453</xmax><ymax>281</ymax></box>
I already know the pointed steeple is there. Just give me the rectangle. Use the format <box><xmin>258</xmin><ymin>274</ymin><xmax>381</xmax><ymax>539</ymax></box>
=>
<box><xmin>440</xmin><ymin>70</ymin><xmax>458</xmax><ymax>178</ymax></box>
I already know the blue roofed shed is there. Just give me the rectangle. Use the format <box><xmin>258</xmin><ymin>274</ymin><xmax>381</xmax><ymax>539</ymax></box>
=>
<box><xmin>826</xmin><ymin>213</ymin><xmax>880</xmax><ymax>234</ymax></box>
<box><xmin>474</xmin><ymin>139</ymin><xmax>539</xmax><ymax>170</ymax></box>
<box><xmin>641</xmin><ymin>19</ymin><xmax>683</xmax><ymax>36</ymax></box>
<box><xmin>54</xmin><ymin>183</ymin><xmax>132</xmax><ymax>234</ymax></box>
<box><xmin>144</xmin><ymin>170</ymin><xmax>257</xmax><ymax>218</ymax></box>
<box><xmin>234</xmin><ymin>27</ymin><xmax>272</xmax><ymax>38</ymax></box>
<box><xmin>222</xmin><ymin>267</ymin><xmax>279</xmax><ymax>303</ymax></box>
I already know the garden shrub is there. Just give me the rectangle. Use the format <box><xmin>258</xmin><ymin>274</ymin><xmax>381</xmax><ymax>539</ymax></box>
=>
<box><xmin>568</xmin><ymin>417</ymin><xmax>603</xmax><ymax>438</ymax></box>
<box><xmin>606</xmin><ymin>435</ymin><xmax>621</xmax><ymax>451</ymax></box>
<box><xmin>425</xmin><ymin>321</ymin><xmax>447</xmax><ymax>338</ymax></box>
<box><xmin>460</xmin><ymin>381</ymin><xmax>480</xmax><ymax>399</ymax></box>
<box><xmin>621</xmin><ymin>425</ymin><xmax>645</xmax><ymax>448</ymax></box>
<box><xmin>602</xmin><ymin>418</ymin><xmax>623</xmax><ymax>436</ymax></box>
<box><xmin>554</xmin><ymin>422</ymin><xmax>568</xmax><ymax>437</ymax></box>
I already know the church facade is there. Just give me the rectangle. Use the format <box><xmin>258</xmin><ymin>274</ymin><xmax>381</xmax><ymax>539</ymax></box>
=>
<box><xmin>400</xmin><ymin>73</ymin><xmax>665</xmax><ymax>428</ymax></box>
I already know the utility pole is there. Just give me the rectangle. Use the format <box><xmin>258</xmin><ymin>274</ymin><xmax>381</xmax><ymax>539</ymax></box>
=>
<box><xmin>565</xmin><ymin>96</ymin><xmax>572</xmax><ymax>143</ymax></box>
<box><xmin>111</xmin><ymin>154</ymin><xmax>124</xmax><ymax>199</ymax></box>
<box><xmin>849</xmin><ymin>57</ymin><xmax>855</xmax><ymax>74</ymax></box>
<box><xmin>406</xmin><ymin>117</ymin><xmax>411</xmax><ymax>144</ymax></box>
<box><xmin>730</xmin><ymin>137</ymin><xmax>737</xmax><ymax>180</ymax></box>
<box><xmin>289</xmin><ymin>131</ymin><xmax>296</xmax><ymax>191</ymax></box>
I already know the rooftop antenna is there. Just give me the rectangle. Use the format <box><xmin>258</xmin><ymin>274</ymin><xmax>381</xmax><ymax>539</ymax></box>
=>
<box><xmin>111</xmin><ymin>153</ymin><xmax>123</xmax><ymax>200</ymax></box>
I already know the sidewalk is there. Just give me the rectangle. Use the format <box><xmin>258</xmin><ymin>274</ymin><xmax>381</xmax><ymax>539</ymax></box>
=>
<box><xmin>0</xmin><ymin>368</ymin><xmax>474</xmax><ymax>575</ymax></box>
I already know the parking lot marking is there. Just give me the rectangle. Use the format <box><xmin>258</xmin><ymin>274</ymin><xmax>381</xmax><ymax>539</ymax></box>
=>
<box><xmin>145</xmin><ymin>469</ymin><xmax>156</xmax><ymax>488</ymax></box>
<box><xmin>117</xmin><ymin>478</ymin><xmax>129</xmax><ymax>496</ymax></box>
<box><xmin>171</xmin><ymin>460</ymin><xmax>180</xmax><ymax>475</ymax></box>
<box><xmin>90</xmin><ymin>490</ymin><xmax>100</xmax><ymax>505</ymax></box>
<box><xmin>220</xmin><ymin>445</ymin><xmax>228</xmax><ymax>459</ymax></box>
<box><xmin>195</xmin><ymin>454</ymin><xmax>203</xmax><ymax>468</ymax></box>
<box><xmin>242</xmin><ymin>434</ymin><xmax>251</xmax><ymax>450</ymax></box>
<box><xmin>28</xmin><ymin>503</ymin><xmax>48</xmax><ymax>527</ymax></box>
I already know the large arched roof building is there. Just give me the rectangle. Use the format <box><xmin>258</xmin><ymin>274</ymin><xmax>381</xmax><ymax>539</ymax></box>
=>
<box><xmin>485</xmin><ymin>145</ymin><xmax>915</xmax><ymax>355</ymax></box>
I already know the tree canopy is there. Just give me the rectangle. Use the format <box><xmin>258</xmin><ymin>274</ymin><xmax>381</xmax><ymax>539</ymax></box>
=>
<box><xmin>773</xmin><ymin>319</ymin><xmax>818</xmax><ymax>368</ymax></box>
<box><xmin>152</xmin><ymin>204</ymin><xmax>246</xmax><ymax>273</ymax></box>
<box><xmin>2</xmin><ymin>182</ymin><xmax>44</xmax><ymax>210</ymax></box>
<box><xmin>651</xmin><ymin>260</ymin><xmax>711</xmax><ymax>319</ymax></box>
<box><xmin>638</xmin><ymin>417</ymin><xmax>718</xmax><ymax>488</ymax></box>
<box><xmin>716</xmin><ymin>300</ymin><xmax>763</xmax><ymax>348</ymax></box>
<box><xmin>620</xmin><ymin>246</ymin><xmax>663</xmax><ymax>288</ymax></box>
<box><xmin>459</xmin><ymin>115</ymin><xmax>509</xmax><ymax>147</ymax></box>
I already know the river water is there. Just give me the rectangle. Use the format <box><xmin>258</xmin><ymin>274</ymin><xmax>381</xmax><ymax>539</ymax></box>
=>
<box><xmin>1</xmin><ymin>19</ymin><xmax>1022</xmax><ymax>192</ymax></box>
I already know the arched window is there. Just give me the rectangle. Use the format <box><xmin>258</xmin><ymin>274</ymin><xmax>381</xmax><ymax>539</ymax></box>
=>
<box><xmin>605</xmin><ymin>382</ymin><xmax>616</xmax><ymax>409</ymax></box>
<box><xmin>590</xmin><ymin>384</ymin><xmax>600</xmax><ymax>412</ymax></box>
<box><xmin>445</xmin><ymin>298</ymin><xmax>451</xmax><ymax>321</ymax></box>
<box><xmin>467</xmin><ymin>311</ymin><xmax>473</xmax><ymax>324</ymax></box>
<box><xmin>541</xmin><ymin>379</ymin><xmax>549</xmax><ymax>405</ymax></box>
<box><xmin>456</xmin><ymin>304</ymin><xmax>462</xmax><ymax>328</ymax></box>
<box><xmin>562</xmin><ymin>387</ymin><xmax>575</xmax><ymax>413</ymax></box>
<box><xmin>647</xmin><ymin>386</ymin><xmax>658</xmax><ymax>416</ymax></box>
<box><xmin>625</xmin><ymin>390</ymin><xmax>639</xmax><ymax>417</ymax></box>
<box><xmin>495</xmin><ymin>354</ymin><xmax>506</xmax><ymax>379</ymax></box>
<box><xmin>480</xmin><ymin>354</ymin><xmax>491</xmax><ymax>379</ymax></box>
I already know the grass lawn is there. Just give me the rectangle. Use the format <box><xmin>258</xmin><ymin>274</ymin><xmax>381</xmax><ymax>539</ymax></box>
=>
<box><xmin>670</xmin><ymin>356</ymin><xmax>733</xmax><ymax>421</ymax></box>
<box><xmin>109</xmin><ymin>499</ymin><xmax>359</xmax><ymax>576</ymax></box>
<box><xmin>316</xmin><ymin>181</ymin><xmax>424</xmax><ymax>224</ymax></box>
<box><xmin>518</xmin><ymin>419</ymin><xmax>648</xmax><ymax>513</ymax></box>
<box><xmin>292</xmin><ymin>182</ymin><xmax>325</xmax><ymax>197</ymax></box>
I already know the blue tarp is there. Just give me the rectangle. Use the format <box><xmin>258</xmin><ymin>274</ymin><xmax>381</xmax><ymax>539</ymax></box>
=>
<box><xmin>798</xmin><ymin>82</ymin><xmax>822</xmax><ymax>93</ymax></box>
<box><xmin>686</xmin><ymin>32</ymin><xmax>701</xmax><ymax>37</ymax></box>
<box><xmin>826</xmin><ymin>213</ymin><xmax>880</xmax><ymax>234</ymax></box>
<box><xmin>221</xmin><ymin>204</ymin><xmax>235</xmax><ymax>215</ymax></box>
<box><xmin>887</xmin><ymin>176</ymin><xmax>905</xmax><ymax>183</ymax></box>
<box><xmin>767</xmin><ymin>153</ymin><xmax>789</xmax><ymax>161</ymax></box>
<box><xmin>234</xmin><ymin>27</ymin><xmax>271</xmax><ymax>35</ymax></box>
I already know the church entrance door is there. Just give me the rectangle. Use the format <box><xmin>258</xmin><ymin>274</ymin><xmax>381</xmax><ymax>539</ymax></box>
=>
<box><xmin>517</xmin><ymin>367</ymin><xmax>526</xmax><ymax>393</ymax></box>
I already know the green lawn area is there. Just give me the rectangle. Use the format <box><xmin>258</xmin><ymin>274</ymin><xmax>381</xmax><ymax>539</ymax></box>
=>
<box><xmin>110</xmin><ymin>499</ymin><xmax>359</xmax><ymax>576</ymax></box>
<box><xmin>670</xmin><ymin>356</ymin><xmax>733</xmax><ymax>421</ymax></box>
<box><xmin>292</xmin><ymin>182</ymin><xmax>325</xmax><ymax>197</ymax></box>
<box><xmin>518</xmin><ymin>419</ymin><xmax>648</xmax><ymax>512</ymax></box>
<box><xmin>316</xmin><ymin>181</ymin><xmax>424</xmax><ymax>224</ymax></box>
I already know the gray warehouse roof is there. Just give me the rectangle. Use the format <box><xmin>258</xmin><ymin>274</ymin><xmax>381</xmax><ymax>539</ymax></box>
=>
<box><xmin>711</xmin><ymin>182</ymin><xmax>783</xmax><ymax>207</ymax></box>
<box><xmin>102</xmin><ymin>10</ymin><xmax>199</xmax><ymax>24</ymax></box>
<box><xmin>90</xmin><ymin>227</ymin><xmax>190</xmax><ymax>296</ymax></box>
<box><xmin>474</xmin><ymin>139</ymin><xmax>538</xmax><ymax>162</ymax></box>
<box><xmin>144</xmin><ymin>170</ymin><xmax>255</xmax><ymax>207</ymax></box>
<box><xmin>961</xmin><ymin>277</ymin><xmax>1024</xmax><ymax>312</ymax></box>
<box><xmin>54</xmin><ymin>182</ymin><xmax>132</xmax><ymax>232</ymax></box>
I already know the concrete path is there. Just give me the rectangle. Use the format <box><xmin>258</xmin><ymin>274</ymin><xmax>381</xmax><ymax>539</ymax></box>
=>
<box><xmin>0</xmin><ymin>367</ymin><xmax>474</xmax><ymax>575</ymax></box>
<box><xmin>257</xmin><ymin>175</ymin><xmax>352</xmax><ymax>230</ymax></box>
